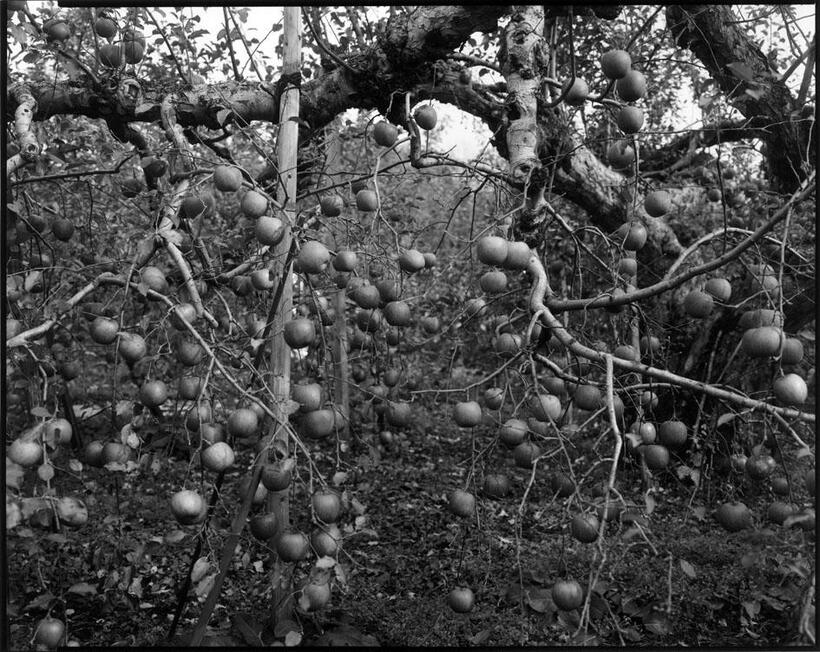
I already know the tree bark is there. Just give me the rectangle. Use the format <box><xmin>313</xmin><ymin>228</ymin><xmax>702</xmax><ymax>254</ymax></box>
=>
<box><xmin>666</xmin><ymin>4</ymin><xmax>813</xmax><ymax>192</ymax></box>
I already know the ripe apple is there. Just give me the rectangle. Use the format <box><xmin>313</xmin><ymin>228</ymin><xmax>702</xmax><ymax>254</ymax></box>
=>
<box><xmin>530</xmin><ymin>393</ymin><xmax>562</xmax><ymax>421</ymax></box>
<box><xmin>398</xmin><ymin>249</ymin><xmax>426</xmax><ymax>273</ymax></box>
<box><xmin>52</xmin><ymin>218</ymin><xmax>75</xmax><ymax>241</ymax></box>
<box><xmin>333</xmin><ymin>249</ymin><xmax>358</xmax><ymax>272</ymax></box>
<box><xmin>373</xmin><ymin>121</ymin><xmax>398</xmax><ymax>147</ymax></box>
<box><xmin>552</xmin><ymin>580</ymin><xmax>584</xmax><ymax>610</ymax></box>
<box><xmin>298</xmin><ymin>241</ymin><xmax>330</xmax><ymax>273</ymax></box>
<box><xmin>241</xmin><ymin>190</ymin><xmax>268</xmax><ymax>217</ymax></box>
<box><xmin>312</xmin><ymin>489</ymin><xmax>342</xmax><ymax>522</ymax></box>
<box><xmin>414</xmin><ymin>105</ymin><xmax>437</xmax><ymax>130</ymax></box>
<box><xmin>480</xmin><ymin>270</ymin><xmax>508</xmax><ymax>294</ymax></box>
<box><xmin>476</xmin><ymin>236</ymin><xmax>509</xmax><ymax>266</ymax></box>
<box><xmin>600</xmin><ymin>49</ymin><xmax>631</xmax><ymax>79</ymax></box>
<box><xmin>658</xmin><ymin>420</ymin><xmax>687</xmax><ymax>448</ymax></box>
<box><xmin>616</xmin><ymin>106</ymin><xmax>644</xmax><ymax>134</ymax></box>
<box><xmin>276</xmin><ymin>531</ymin><xmax>310</xmax><ymax>561</ymax></box>
<box><xmin>614</xmin><ymin>221</ymin><xmax>648</xmax><ymax>251</ymax></box>
<box><xmin>704</xmin><ymin>277</ymin><xmax>732</xmax><ymax>302</ymax></box>
<box><xmin>448</xmin><ymin>489</ymin><xmax>475</xmax><ymax>517</ymax></box>
<box><xmin>227</xmin><ymin>408</ymin><xmax>259</xmax><ymax>438</ymax></box>
<box><xmin>563</xmin><ymin>78</ymin><xmax>589</xmax><ymax>106</ymax></box>
<box><xmin>98</xmin><ymin>43</ymin><xmax>123</xmax><ymax>67</ymax></box>
<box><xmin>741</xmin><ymin>327</ymin><xmax>783</xmax><ymax>358</ymax></box>
<box><xmin>249</xmin><ymin>513</ymin><xmax>279</xmax><ymax>540</ymax></box>
<box><xmin>302</xmin><ymin>408</ymin><xmax>337</xmax><ymax>439</ymax></box>
<box><xmin>201</xmin><ymin>442</ymin><xmax>235</xmax><ymax>472</ymax></box>
<box><xmin>453</xmin><ymin>401</ymin><xmax>482</xmax><ymax>427</ymax></box>
<box><xmin>615</xmin><ymin>69</ymin><xmax>646</xmax><ymax>101</ymax></box>
<box><xmin>573</xmin><ymin>385</ymin><xmax>602</xmax><ymax>411</ymax></box>
<box><xmin>34</xmin><ymin>617</ymin><xmax>65</xmax><ymax>648</ymax></box>
<box><xmin>513</xmin><ymin>441</ymin><xmax>541</xmax><ymax>468</ymax></box>
<box><xmin>356</xmin><ymin>189</ymin><xmax>378</xmax><ymax>211</ymax></box>
<box><xmin>90</xmin><ymin>316</ymin><xmax>119</xmax><ymax>345</ymax></box>
<box><xmin>503</xmin><ymin>241</ymin><xmax>531</xmax><ymax>269</ymax></box>
<box><xmin>284</xmin><ymin>318</ymin><xmax>316</xmax><ymax>348</ymax></box>
<box><xmin>643</xmin><ymin>190</ymin><xmax>671</xmax><ymax>217</ymax></box>
<box><xmin>715</xmin><ymin>501</ymin><xmax>751</xmax><ymax>532</ymax></box>
<box><xmin>484</xmin><ymin>387</ymin><xmax>504</xmax><ymax>410</ymax></box>
<box><xmin>320</xmin><ymin>194</ymin><xmax>344</xmax><ymax>217</ymax></box>
<box><xmin>213</xmin><ymin>165</ymin><xmax>243</xmax><ymax>192</ymax></box>
<box><xmin>117</xmin><ymin>332</ymin><xmax>147</xmax><ymax>363</ymax></box>
<box><xmin>781</xmin><ymin>338</ymin><xmax>804</xmax><ymax>365</ymax></box>
<box><xmin>643</xmin><ymin>444</ymin><xmax>670</xmax><ymax>470</ymax></box>
<box><xmin>773</xmin><ymin>373</ymin><xmax>808</xmax><ymax>405</ymax></box>
<box><xmin>384</xmin><ymin>301</ymin><xmax>412</xmax><ymax>327</ymax></box>
<box><xmin>302</xmin><ymin>582</ymin><xmax>332</xmax><ymax>611</ymax></box>
<box><xmin>311</xmin><ymin>524</ymin><xmax>342</xmax><ymax>556</ymax></box>
<box><xmin>255</xmin><ymin>216</ymin><xmax>285</xmax><ymax>246</ymax></box>
<box><xmin>9</xmin><ymin>439</ymin><xmax>42</xmax><ymax>467</ymax></box>
<box><xmin>447</xmin><ymin>587</ymin><xmax>474</xmax><ymax>613</ymax></box>
<box><xmin>170</xmin><ymin>489</ymin><xmax>206</xmax><ymax>525</ymax></box>
<box><xmin>483</xmin><ymin>474</ymin><xmax>511</xmax><ymax>498</ymax></box>
<box><xmin>570</xmin><ymin>513</ymin><xmax>599</xmax><ymax>543</ymax></box>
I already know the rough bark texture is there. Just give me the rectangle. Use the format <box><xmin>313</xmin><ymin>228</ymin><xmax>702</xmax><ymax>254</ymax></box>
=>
<box><xmin>501</xmin><ymin>5</ymin><xmax>548</xmax><ymax>182</ymax></box>
<box><xmin>666</xmin><ymin>4</ymin><xmax>814</xmax><ymax>192</ymax></box>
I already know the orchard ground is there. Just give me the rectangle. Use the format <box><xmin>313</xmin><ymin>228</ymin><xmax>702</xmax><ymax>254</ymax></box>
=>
<box><xmin>6</xmin><ymin>393</ymin><xmax>815</xmax><ymax>647</ymax></box>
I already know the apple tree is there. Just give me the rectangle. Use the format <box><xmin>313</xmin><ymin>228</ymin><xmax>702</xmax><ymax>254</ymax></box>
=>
<box><xmin>5</xmin><ymin>3</ymin><xmax>815</xmax><ymax>646</ymax></box>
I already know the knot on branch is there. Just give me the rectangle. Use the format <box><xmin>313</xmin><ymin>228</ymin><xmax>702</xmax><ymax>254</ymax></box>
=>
<box><xmin>116</xmin><ymin>78</ymin><xmax>143</xmax><ymax>113</ymax></box>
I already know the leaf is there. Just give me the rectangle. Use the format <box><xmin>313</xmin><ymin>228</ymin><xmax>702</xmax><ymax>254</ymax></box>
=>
<box><xmin>24</xmin><ymin>591</ymin><xmax>56</xmax><ymax>612</ymax></box>
<box><xmin>68</xmin><ymin>582</ymin><xmax>98</xmax><ymax>596</ymax></box>
<box><xmin>163</xmin><ymin>529</ymin><xmax>188</xmax><ymax>544</ymax></box>
<box><xmin>216</xmin><ymin>109</ymin><xmax>233</xmax><ymax>126</ymax></box>
<box><xmin>796</xmin><ymin>447</ymin><xmax>814</xmax><ymax>459</ymax></box>
<box><xmin>134</xmin><ymin>102</ymin><xmax>154</xmax><ymax>114</ymax></box>
<box><xmin>315</xmin><ymin>555</ymin><xmax>336</xmax><ymax>569</ymax></box>
<box><xmin>467</xmin><ymin>629</ymin><xmax>491</xmax><ymax>645</ymax></box>
<box><xmin>644</xmin><ymin>493</ymin><xmax>656</xmax><ymax>515</ymax></box>
<box><xmin>744</xmin><ymin>88</ymin><xmax>765</xmax><ymax>100</ymax></box>
<box><xmin>798</xmin><ymin>329</ymin><xmax>815</xmax><ymax>342</ymax></box>
<box><xmin>726</xmin><ymin>61</ymin><xmax>756</xmax><ymax>82</ymax></box>
<box><xmin>284</xmin><ymin>630</ymin><xmax>302</xmax><ymax>646</ymax></box>
<box><xmin>24</xmin><ymin>270</ymin><xmax>43</xmax><ymax>292</ymax></box>
<box><xmin>6</xmin><ymin>459</ymin><xmax>25</xmax><ymax>490</ymax></box>
<box><xmin>191</xmin><ymin>557</ymin><xmax>210</xmax><ymax>583</ymax></box>
<box><xmin>194</xmin><ymin>573</ymin><xmax>215</xmax><ymax>598</ymax></box>
<box><xmin>742</xmin><ymin>600</ymin><xmax>760</xmax><ymax>618</ymax></box>
<box><xmin>30</xmin><ymin>407</ymin><xmax>51</xmax><ymax>418</ymax></box>
<box><xmin>45</xmin><ymin>533</ymin><xmax>67</xmax><ymax>544</ymax></box>
<box><xmin>22</xmin><ymin>50</ymin><xmax>40</xmax><ymax>64</ymax></box>
<box><xmin>332</xmin><ymin>471</ymin><xmax>348</xmax><ymax>486</ymax></box>
<box><xmin>6</xmin><ymin>498</ymin><xmax>22</xmax><ymax>529</ymax></box>
<box><xmin>716</xmin><ymin>413</ymin><xmax>735</xmax><ymax>427</ymax></box>
<box><xmin>692</xmin><ymin>505</ymin><xmax>707</xmax><ymax>521</ymax></box>
<box><xmin>679</xmin><ymin>559</ymin><xmax>696</xmax><ymax>579</ymax></box>
<box><xmin>644</xmin><ymin>614</ymin><xmax>671</xmax><ymax>635</ymax></box>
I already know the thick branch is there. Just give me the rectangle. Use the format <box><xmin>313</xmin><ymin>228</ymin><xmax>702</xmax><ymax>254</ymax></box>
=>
<box><xmin>666</xmin><ymin>5</ymin><xmax>813</xmax><ymax>191</ymax></box>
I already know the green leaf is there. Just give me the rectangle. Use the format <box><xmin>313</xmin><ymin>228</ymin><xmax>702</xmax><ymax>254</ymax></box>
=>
<box><xmin>30</xmin><ymin>406</ymin><xmax>51</xmax><ymax>418</ymax></box>
<box><xmin>6</xmin><ymin>460</ymin><xmax>25</xmax><ymax>490</ymax></box>
<box><xmin>68</xmin><ymin>582</ymin><xmax>98</xmax><ymax>596</ymax></box>
<box><xmin>679</xmin><ymin>559</ymin><xmax>696</xmax><ymax>579</ymax></box>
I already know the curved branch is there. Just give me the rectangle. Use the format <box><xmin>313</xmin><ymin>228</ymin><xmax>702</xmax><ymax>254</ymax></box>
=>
<box><xmin>526</xmin><ymin>252</ymin><xmax>815</xmax><ymax>424</ymax></box>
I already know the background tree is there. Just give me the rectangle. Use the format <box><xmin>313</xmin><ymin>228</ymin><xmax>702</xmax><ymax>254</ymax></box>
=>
<box><xmin>5</xmin><ymin>3</ymin><xmax>815</xmax><ymax>647</ymax></box>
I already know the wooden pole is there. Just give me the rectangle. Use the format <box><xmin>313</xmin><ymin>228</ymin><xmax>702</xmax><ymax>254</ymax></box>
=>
<box><xmin>268</xmin><ymin>5</ymin><xmax>301</xmax><ymax>629</ymax></box>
